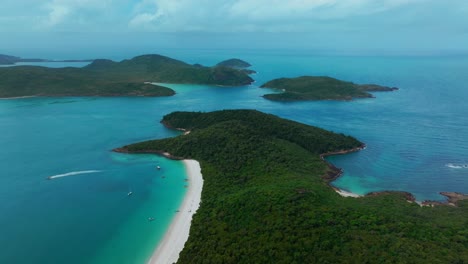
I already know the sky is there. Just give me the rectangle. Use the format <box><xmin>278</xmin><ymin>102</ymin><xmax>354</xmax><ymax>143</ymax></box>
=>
<box><xmin>1</xmin><ymin>0</ymin><xmax>468</xmax><ymax>56</ymax></box>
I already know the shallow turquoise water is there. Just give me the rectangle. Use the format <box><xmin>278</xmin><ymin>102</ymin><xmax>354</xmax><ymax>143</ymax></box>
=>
<box><xmin>1</xmin><ymin>51</ymin><xmax>467</xmax><ymax>263</ymax></box>
<box><xmin>0</xmin><ymin>97</ymin><xmax>187</xmax><ymax>264</ymax></box>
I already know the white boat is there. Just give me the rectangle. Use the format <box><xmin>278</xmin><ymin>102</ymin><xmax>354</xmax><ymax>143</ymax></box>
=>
<box><xmin>127</xmin><ymin>191</ymin><xmax>133</xmax><ymax>196</ymax></box>
<box><xmin>156</xmin><ymin>166</ymin><xmax>161</xmax><ymax>170</ymax></box>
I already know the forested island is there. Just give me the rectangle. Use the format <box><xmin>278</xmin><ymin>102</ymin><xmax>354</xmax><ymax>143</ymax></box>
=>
<box><xmin>216</xmin><ymin>58</ymin><xmax>252</xmax><ymax>68</ymax></box>
<box><xmin>0</xmin><ymin>54</ymin><xmax>92</xmax><ymax>65</ymax></box>
<box><xmin>116</xmin><ymin>110</ymin><xmax>468</xmax><ymax>263</ymax></box>
<box><xmin>0</xmin><ymin>54</ymin><xmax>254</xmax><ymax>98</ymax></box>
<box><xmin>261</xmin><ymin>76</ymin><xmax>398</xmax><ymax>101</ymax></box>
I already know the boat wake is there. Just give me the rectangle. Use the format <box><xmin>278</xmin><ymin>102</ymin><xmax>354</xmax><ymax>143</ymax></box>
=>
<box><xmin>445</xmin><ymin>163</ymin><xmax>468</xmax><ymax>169</ymax></box>
<box><xmin>47</xmin><ymin>170</ymin><xmax>101</xmax><ymax>179</ymax></box>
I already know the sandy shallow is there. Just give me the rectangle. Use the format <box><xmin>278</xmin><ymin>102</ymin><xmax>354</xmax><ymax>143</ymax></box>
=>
<box><xmin>148</xmin><ymin>159</ymin><xmax>203</xmax><ymax>264</ymax></box>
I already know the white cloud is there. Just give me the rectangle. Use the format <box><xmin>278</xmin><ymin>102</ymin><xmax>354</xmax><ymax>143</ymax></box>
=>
<box><xmin>41</xmin><ymin>0</ymin><xmax>112</xmax><ymax>28</ymax></box>
<box><xmin>129</xmin><ymin>0</ymin><xmax>227</xmax><ymax>31</ymax></box>
<box><xmin>127</xmin><ymin>0</ymin><xmax>433</xmax><ymax>32</ymax></box>
<box><xmin>129</xmin><ymin>13</ymin><xmax>161</xmax><ymax>28</ymax></box>
<box><xmin>44</xmin><ymin>3</ymin><xmax>70</xmax><ymax>26</ymax></box>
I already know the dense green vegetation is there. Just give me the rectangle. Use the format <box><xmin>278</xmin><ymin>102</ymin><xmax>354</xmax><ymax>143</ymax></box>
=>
<box><xmin>0</xmin><ymin>66</ymin><xmax>175</xmax><ymax>97</ymax></box>
<box><xmin>117</xmin><ymin>110</ymin><xmax>468</xmax><ymax>263</ymax></box>
<box><xmin>0</xmin><ymin>54</ymin><xmax>254</xmax><ymax>97</ymax></box>
<box><xmin>261</xmin><ymin>76</ymin><xmax>398</xmax><ymax>101</ymax></box>
<box><xmin>216</xmin><ymin>58</ymin><xmax>252</xmax><ymax>68</ymax></box>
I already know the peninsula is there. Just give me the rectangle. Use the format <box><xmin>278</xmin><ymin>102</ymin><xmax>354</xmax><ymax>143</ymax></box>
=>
<box><xmin>261</xmin><ymin>76</ymin><xmax>398</xmax><ymax>101</ymax></box>
<box><xmin>0</xmin><ymin>54</ymin><xmax>254</xmax><ymax>98</ymax></box>
<box><xmin>115</xmin><ymin>110</ymin><xmax>467</xmax><ymax>263</ymax></box>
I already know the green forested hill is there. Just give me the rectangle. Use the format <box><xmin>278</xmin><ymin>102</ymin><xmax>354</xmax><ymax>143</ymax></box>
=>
<box><xmin>261</xmin><ymin>76</ymin><xmax>398</xmax><ymax>101</ymax></box>
<box><xmin>83</xmin><ymin>55</ymin><xmax>254</xmax><ymax>85</ymax></box>
<box><xmin>216</xmin><ymin>58</ymin><xmax>252</xmax><ymax>68</ymax></box>
<box><xmin>0</xmin><ymin>54</ymin><xmax>254</xmax><ymax>98</ymax></box>
<box><xmin>117</xmin><ymin>110</ymin><xmax>468</xmax><ymax>264</ymax></box>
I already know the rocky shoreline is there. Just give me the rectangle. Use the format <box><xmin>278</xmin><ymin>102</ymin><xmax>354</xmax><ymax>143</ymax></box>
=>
<box><xmin>320</xmin><ymin>144</ymin><xmax>366</xmax><ymax>182</ymax></box>
<box><xmin>422</xmin><ymin>192</ymin><xmax>468</xmax><ymax>207</ymax></box>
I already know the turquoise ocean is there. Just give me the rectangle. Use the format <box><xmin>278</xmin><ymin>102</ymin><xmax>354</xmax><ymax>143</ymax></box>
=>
<box><xmin>1</xmin><ymin>49</ymin><xmax>467</xmax><ymax>263</ymax></box>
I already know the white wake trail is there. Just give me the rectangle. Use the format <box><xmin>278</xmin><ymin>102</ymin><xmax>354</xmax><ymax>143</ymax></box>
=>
<box><xmin>445</xmin><ymin>163</ymin><xmax>468</xmax><ymax>169</ymax></box>
<box><xmin>47</xmin><ymin>170</ymin><xmax>101</xmax><ymax>179</ymax></box>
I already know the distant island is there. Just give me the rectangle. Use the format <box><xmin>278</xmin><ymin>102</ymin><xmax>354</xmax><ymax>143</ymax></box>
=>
<box><xmin>0</xmin><ymin>54</ymin><xmax>93</xmax><ymax>65</ymax></box>
<box><xmin>216</xmin><ymin>58</ymin><xmax>257</xmax><ymax>75</ymax></box>
<box><xmin>261</xmin><ymin>76</ymin><xmax>398</xmax><ymax>101</ymax></box>
<box><xmin>0</xmin><ymin>54</ymin><xmax>254</xmax><ymax>98</ymax></box>
<box><xmin>115</xmin><ymin>110</ymin><xmax>468</xmax><ymax>263</ymax></box>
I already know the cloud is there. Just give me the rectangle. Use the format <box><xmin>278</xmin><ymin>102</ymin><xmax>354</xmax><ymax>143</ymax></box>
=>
<box><xmin>44</xmin><ymin>3</ymin><xmax>70</xmax><ymax>26</ymax></box>
<box><xmin>41</xmin><ymin>0</ymin><xmax>113</xmax><ymax>28</ymax></box>
<box><xmin>127</xmin><ymin>0</ymin><xmax>433</xmax><ymax>32</ymax></box>
<box><xmin>0</xmin><ymin>0</ymin><xmax>467</xmax><ymax>34</ymax></box>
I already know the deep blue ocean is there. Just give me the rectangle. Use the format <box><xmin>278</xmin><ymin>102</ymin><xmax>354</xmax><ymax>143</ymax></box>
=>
<box><xmin>1</xmin><ymin>49</ymin><xmax>467</xmax><ymax>263</ymax></box>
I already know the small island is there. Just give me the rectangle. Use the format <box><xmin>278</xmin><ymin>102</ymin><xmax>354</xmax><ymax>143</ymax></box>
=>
<box><xmin>115</xmin><ymin>110</ymin><xmax>467</xmax><ymax>263</ymax></box>
<box><xmin>261</xmin><ymin>76</ymin><xmax>398</xmax><ymax>101</ymax></box>
<box><xmin>0</xmin><ymin>54</ymin><xmax>254</xmax><ymax>98</ymax></box>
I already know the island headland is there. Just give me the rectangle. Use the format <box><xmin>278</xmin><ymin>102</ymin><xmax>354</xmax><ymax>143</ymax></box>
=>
<box><xmin>260</xmin><ymin>76</ymin><xmax>398</xmax><ymax>101</ymax></box>
<box><xmin>0</xmin><ymin>54</ymin><xmax>93</xmax><ymax>65</ymax></box>
<box><xmin>0</xmin><ymin>54</ymin><xmax>254</xmax><ymax>98</ymax></box>
<box><xmin>216</xmin><ymin>58</ymin><xmax>251</xmax><ymax>68</ymax></box>
<box><xmin>216</xmin><ymin>58</ymin><xmax>257</xmax><ymax>74</ymax></box>
<box><xmin>115</xmin><ymin>109</ymin><xmax>467</xmax><ymax>264</ymax></box>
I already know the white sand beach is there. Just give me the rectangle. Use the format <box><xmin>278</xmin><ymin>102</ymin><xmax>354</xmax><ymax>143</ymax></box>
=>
<box><xmin>335</xmin><ymin>188</ymin><xmax>362</xmax><ymax>198</ymax></box>
<box><xmin>148</xmin><ymin>159</ymin><xmax>203</xmax><ymax>264</ymax></box>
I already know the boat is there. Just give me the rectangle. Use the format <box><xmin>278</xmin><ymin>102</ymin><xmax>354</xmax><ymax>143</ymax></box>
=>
<box><xmin>156</xmin><ymin>166</ymin><xmax>161</xmax><ymax>170</ymax></box>
<box><xmin>127</xmin><ymin>191</ymin><xmax>133</xmax><ymax>196</ymax></box>
<box><xmin>148</xmin><ymin>217</ymin><xmax>155</xmax><ymax>222</ymax></box>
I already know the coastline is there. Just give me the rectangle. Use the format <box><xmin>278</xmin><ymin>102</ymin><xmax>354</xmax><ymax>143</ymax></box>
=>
<box><xmin>147</xmin><ymin>159</ymin><xmax>203</xmax><ymax>264</ymax></box>
<box><xmin>320</xmin><ymin>145</ymin><xmax>365</xmax><ymax>198</ymax></box>
<box><xmin>322</xmin><ymin>147</ymin><xmax>419</xmax><ymax>202</ymax></box>
<box><xmin>321</xmin><ymin>146</ymin><xmax>468</xmax><ymax>205</ymax></box>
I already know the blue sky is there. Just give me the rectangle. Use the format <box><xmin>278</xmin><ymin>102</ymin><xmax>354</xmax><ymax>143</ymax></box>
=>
<box><xmin>1</xmin><ymin>0</ymin><xmax>468</xmax><ymax>55</ymax></box>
